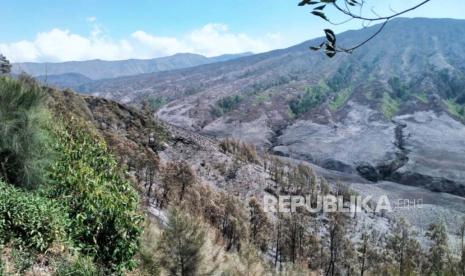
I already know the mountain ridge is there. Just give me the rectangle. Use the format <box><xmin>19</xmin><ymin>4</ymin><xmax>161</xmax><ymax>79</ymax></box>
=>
<box><xmin>12</xmin><ymin>52</ymin><xmax>253</xmax><ymax>80</ymax></box>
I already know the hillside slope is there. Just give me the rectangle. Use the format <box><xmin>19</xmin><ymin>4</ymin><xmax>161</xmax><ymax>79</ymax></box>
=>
<box><xmin>2</xmin><ymin>77</ymin><xmax>464</xmax><ymax>275</ymax></box>
<box><xmin>75</xmin><ymin>18</ymin><xmax>465</xmax><ymax>196</ymax></box>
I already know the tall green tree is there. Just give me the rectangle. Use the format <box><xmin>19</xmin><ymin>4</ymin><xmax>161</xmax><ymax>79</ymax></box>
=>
<box><xmin>158</xmin><ymin>208</ymin><xmax>205</xmax><ymax>276</ymax></box>
<box><xmin>425</xmin><ymin>220</ymin><xmax>450</xmax><ymax>275</ymax></box>
<box><xmin>387</xmin><ymin>218</ymin><xmax>422</xmax><ymax>276</ymax></box>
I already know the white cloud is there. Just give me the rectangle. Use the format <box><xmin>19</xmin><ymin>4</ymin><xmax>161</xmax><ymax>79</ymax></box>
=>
<box><xmin>0</xmin><ymin>20</ymin><xmax>287</xmax><ymax>63</ymax></box>
<box><xmin>186</xmin><ymin>23</ymin><xmax>281</xmax><ymax>56</ymax></box>
<box><xmin>131</xmin><ymin>31</ymin><xmax>191</xmax><ymax>57</ymax></box>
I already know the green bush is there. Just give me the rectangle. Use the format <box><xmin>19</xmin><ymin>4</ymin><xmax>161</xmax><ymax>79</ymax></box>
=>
<box><xmin>11</xmin><ymin>247</ymin><xmax>36</xmax><ymax>273</ymax></box>
<box><xmin>211</xmin><ymin>95</ymin><xmax>243</xmax><ymax>116</ymax></box>
<box><xmin>0</xmin><ymin>76</ymin><xmax>52</xmax><ymax>189</ymax></box>
<box><xmin>56</xmin><ymin>254</ymin><xmax>101</xmax><ymax>276</ymax></box>
<box><xmin>0</xmin><ymin>181</ymin><xmax>66</xmax><ymax>252</ymax></box>
<box><xmin>46</xmin><ymin>120</ymin><xmax>143</xmax><ymax>272</ymax></box>
<box><xmin>289</xmin><ymin>86</ymin><xmax>326</xmax><ymax>116</ymax></box>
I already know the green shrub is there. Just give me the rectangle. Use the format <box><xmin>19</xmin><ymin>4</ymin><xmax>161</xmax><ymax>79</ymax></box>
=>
<box><xmin>0</xmin><ymin>181</ymin><xmax>66</xmax><ymax>252</ymax></box>
<box><xmin>11</xmin><ymin>247</ymin><xmax>36</xmax><ymax>273</ymax></box>
<box><xmin>0</xmin><ymin>76</ymin><xmax>52</xmax><ymax>189</ymax></box>
<box><xmin>289</xmin><ymin>86</ymin><xmax>326</xmax><ymax>116</ymax></box>
<box><xmin>56</xmin><ymin>254</ymin><xmax>101</xmax><ymax>276</ymax></box>
<box><xmin>46</xmin><ymin>120</ymin><xmax>143</xmax><ymax>272</ymax></box>
<box><xmin>211</xmin><ymin>95</ymin><xmax>243</xmax><ymax>116</ymax></box>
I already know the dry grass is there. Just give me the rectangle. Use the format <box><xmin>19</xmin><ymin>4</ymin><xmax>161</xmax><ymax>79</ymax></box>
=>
<box><xmin>219</xmin><ymin>138</ymin><xmax>260</xmax><ymax>164</ymax></box>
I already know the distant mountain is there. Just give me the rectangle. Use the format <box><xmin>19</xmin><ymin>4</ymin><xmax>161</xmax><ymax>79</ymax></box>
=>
<box><xmin>12</xmin><ymin>52</ymin><xmax>253</xmax><ymax>80</ymax></box>
<box><xmin>36</xmin><ymin>73</ymin><xmax>92</xmax><ymax>89</ymax></box>
<box><xmin>76</xmin><ymin>18</ymin><xmax>465</xmax><ymax>197</ymax></box>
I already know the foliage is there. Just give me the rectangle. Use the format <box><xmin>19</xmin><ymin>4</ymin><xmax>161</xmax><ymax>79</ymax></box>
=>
<box><xmin>56</xmin><ymin>254</ymin><xmax>101</xmax><ymax>276</ymax></box>
<box><xmin>144</xmin><ymin>96</ymin><xmax>166</xmax><ymax>112</ymax></box>
<box><xmin>444</xmin><ymin>99</ymin><xmax>465</xmax><ymax>120</ymax></box>
<box><xmin>0</xmin><ymin>181</ymin><xmax>66</xmax><ymax>252</ymax></box>
<box><xmin>299</xmin><ymin>0</ymin><xmax>433</xmax><ymax>57</ymax></box>
<box><xmin>138</xmin><ymin>221</ymin><xmax>161</xmax><ymax>276</ymax></box>
<box><xmin>388</xmin><ymin>77</ymin><xmax>410</xmax><ymax>100</ymax></box>
<box><xmin>45</xmin><ymin>120</ymin><xmax>143</xmax><ymax>272</ymax></box>
<box><xmin>0</xmin><ymin>76</ymin><xmax>52</xmax><ymax>189</ymax></box>
<box><xmin>425</xmin><ymin>220</ymin><xmax>450</xmax><ymax>275</ymax></box>
<box><xmin>386</xmin><ymin>218</ymin><xmax>422</xmax><ymax>275</ymax></box>
<box><xmin>327</xmin><ymin>64</ymin><xmax>355</xmax><ymax>91</ymax></box>
<box><xmin>0</xmin><ymin>252</ymin><xmax>3</xmax><ymax>276</ymax></box>
<box><xmin>0</xmin><ymin>55</ymin><xmax>11</xmax><ymax>75</ymax></box>
<box><xmin>254</xmin><ymin>93</ymin><xmax>269</xmax><ymax>104</ymax></box>
<box><xmin>11</xmin><ymin>247</ymin><xmax>36</xmax><ymax>273</ymax></box>
<box><xmin>414</xmin><ymin>92</ymin><xmax>428</xmax><ymax>104</ymax></box>
<box><xmin>289</xmin><ymin>86</ymin><xmax>326</xmax><ymax>116</ymax></box>
<box><xmin>219</xmin><ymin>138</ymin><xmax>259</xmax><ymax>164</ymax></box>
<box><xmin>381</xmin><ymin>92</ymin><xmax>400</xmax><ymax>119</ymax></box>
<box><xmin>157</xmin><ymin>208</ymin><xmax>205</xmax><ymax>276</ymax></box>
<box><xmin>211</xmin><ymin>95</ymin><xmax>243</xmax><ymax>116</ymax></box>
<box><xmin>433</xmin><ymin>69</ymin><xmax>465</xmax><ymax>100</ymax></box>
<box><xmin>329</xmin><ymin>88</ymin><xmax>352</xmax><ymax>111</ymax></box>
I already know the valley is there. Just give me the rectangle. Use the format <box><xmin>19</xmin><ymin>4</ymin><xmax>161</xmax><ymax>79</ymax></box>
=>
<box><xmin>2</xmin><ymin>15</ymin><xmax>465</xmax><ymax>275</ymax></box>
<box><xmin>64</xmin><ymin>18</ymin><xmax>465</xmax><ymax>198</ymax></box>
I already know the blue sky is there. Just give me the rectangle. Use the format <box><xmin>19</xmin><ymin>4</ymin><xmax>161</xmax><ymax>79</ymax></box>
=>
<box><xmin>1</xmin><ymin>0</ymin><xmax>464</xmax><ymax>62</ymax></box>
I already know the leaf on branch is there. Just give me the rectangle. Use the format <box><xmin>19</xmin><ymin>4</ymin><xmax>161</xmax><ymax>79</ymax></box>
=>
<box><xmin>311</xmin><ymin>10</ymin><xmax>328</xmax><ymax>21</ymax></box>
<box><xmin>298</xmin><ymin>0</ymin><xmax>320</xmax><ymax>6</ymax></box>
<box><xmin>324</xmin><ymin>29</ymin><xmax>336</xmax><ymax>45</ymax></box>
<box><xmin>314</xmin><ymin>4</ymin><xmax>326</xmax><ymax>10</ymax></box>
<box><xmin>346</xmin><ymin>0</ymin><xmax>360</xmax><ymax>6</ymax></box>
<box><xmin>325</xmin><ymin>43</ymin><xmax>337</xmax><ymax>58</ymax></box>
<box><xmin>310</xmin><ymin>42</ymin><xmax>325</xmax><ymax>51</ymax></box>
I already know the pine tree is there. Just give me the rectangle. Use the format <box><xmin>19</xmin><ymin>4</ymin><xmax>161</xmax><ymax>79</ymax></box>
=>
<box><xmin>387</xmin><ymin>218</ymin><xmax>421</xmax><ymax>276</ymax></box>
<box><xmin>425</xmin><ymin>220</ymin><xmax>449</xmax><ymax>275</ymax></box>
<box><xmin>0</xmin><ymin>55</ymin><xmax>11</xmax><ymax>75</ymax></box>
<box><xmin>158</xmin><ymin>208</ymin><xmax>205</xmax><ymax>276</ymax></box>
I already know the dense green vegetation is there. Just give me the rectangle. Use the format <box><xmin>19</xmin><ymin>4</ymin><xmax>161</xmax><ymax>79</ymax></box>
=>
<box><xmin>329</xmin><ymin>88</ymin><xmax>352</xmax><ymax>111</ymax></box>
<box><xmin>388</xmin><ymin>77</ymin><xmax>410</xmax><ymax>101</ymax></box>
<box><xmin>0</xmin><ymin>181</ymin><xmax>67</xmax><ymax>251</ymax></box>
<box><xmin>0</xmin><ymin>76</ymin><xmax>52</xmax><ymax>189</ymax></box>
<box><xmin>381</xmin><ymin>92</ymin><xmax>400</xmax><ymax>118</ymax></box>
<box><xmin>211</xmin><ymin>95</ymin><xmax>243</xmax><ymax>116</ymax></box>
<box><xmin>289</xmin><ymin>86</ymin><xmax>327</xmax><ymax>116</ymax></box>
<box><xmin>0</xmin><ymin>77</ymin><xmax>143</xmax><ymax>274</ymax></box>
<box><xmin>56</xmin><ymin>255</ymin><xmax>101</xmax><ymax>276</ymax></box>
<box><xmin>386</xmin><ymin>72</ymin><xmax>465</xmax><ymax>119</ymax></box>
<box><xmin>45</xmin><ymin>120</ymin><xmax>143</xmax><ymax>272</ymax></box>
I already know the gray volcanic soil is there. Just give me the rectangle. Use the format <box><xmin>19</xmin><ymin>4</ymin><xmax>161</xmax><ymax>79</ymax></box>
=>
<box><xmin>274</xmin><ymin>102</ymin><xmax>397</xmax><ymax>173</ymax></box>
<box><xmin>274</xmin><ymin>102</ymin><xmax>465</xmax><ymax>197</ymax></box>
<box><xmin>392</xmin><ymin>111</ymin><xmax>465</xmax><ymax>194</ymax></box>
